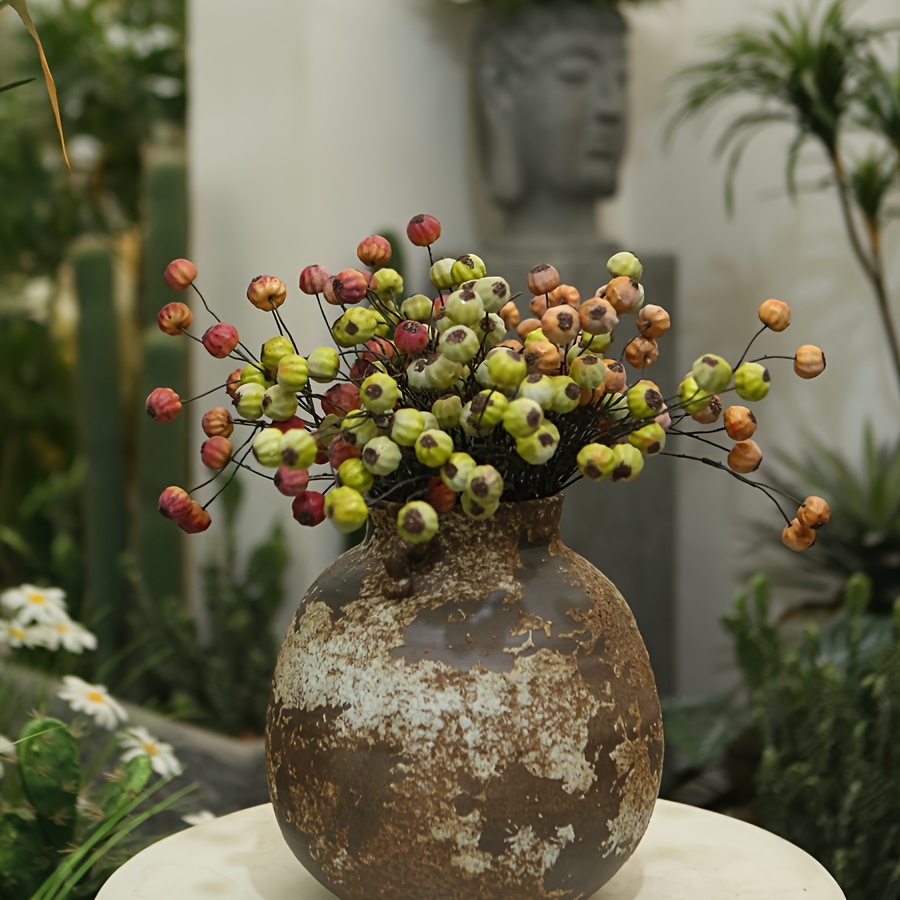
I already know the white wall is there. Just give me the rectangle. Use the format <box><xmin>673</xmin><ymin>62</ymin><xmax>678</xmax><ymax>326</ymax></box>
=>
<box><xmin>189</xmin><ymin>0</ymin><xmax>900</xmax><ymax>694</ymax></box>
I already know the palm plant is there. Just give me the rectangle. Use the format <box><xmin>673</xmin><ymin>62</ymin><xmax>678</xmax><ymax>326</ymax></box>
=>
<box><xmin>668</xmin><ymin>0</ymin><xmax>900</xmax><ymax>393</ymax></box>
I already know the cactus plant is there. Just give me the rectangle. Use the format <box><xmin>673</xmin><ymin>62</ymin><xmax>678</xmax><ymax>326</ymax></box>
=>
<box><xmin>16</xmin><ymin>717</ymin><xmax>81</xmax><ymax>850</ymax></box>
<box><xmin>72</xmin><ymin>238</ymin><xmax>129</xmax><ymax>670</ymax></box>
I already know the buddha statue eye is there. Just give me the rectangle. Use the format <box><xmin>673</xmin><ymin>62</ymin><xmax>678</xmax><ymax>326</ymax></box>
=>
<box><xmin>552</xmin><ymin>52</ymin><xmax>598</xmax><ymax>85</ymax></box>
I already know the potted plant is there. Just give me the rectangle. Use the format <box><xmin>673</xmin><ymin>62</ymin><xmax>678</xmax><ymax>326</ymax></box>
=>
<box><xmin>144</xmin><ymin>210</ymin><xmax>827</xmax><ymax>897</ymax></box>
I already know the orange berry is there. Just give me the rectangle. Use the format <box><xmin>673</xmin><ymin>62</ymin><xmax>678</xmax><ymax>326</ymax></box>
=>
<box><xmin>794</xmin><ymin>345</ymin><xmax>826</xmax><ymax>379</ymax></box>
<box><xmin>782</xmin><ymin>517</ymin><xmax>816</xmax><ymax>551</ymax></box>
<box><xmin>797</xmin><ymin>496</ymin><xmax>831</xmax><ymax>529</ymax></box>
<box><xmin>624</xmin><ymin>336</ymin><xmax>659</xmax><ymax>369</ymax></box>
<box><xmin>724</xmin><ymin>406</ymin><xmax>757</xmax><ymax>441</ymax></box>
<box><xmin>637</xmin><ymin>304</ymin><xmax>670</xmax><ymax>339</ymax></box>
<box><xmin>727</xmin><ymin>439</ymin><xmax>763</xmax><ymax>474</ymax></box>
<box><xmin>246</xmin><ymin>275</ymin><xmax>287</xmax><ymax>310</ymax></box>
<box><xmin>527</xmin><ymin>264</ymin><xmax>560</xmax><ymax>296</ymax></box>
<box><xmin>540</xmin><ymin>306</ymin><xmax>581</xmax><ymax>346</ymax></box>
<box><xmin>758</xmin><ymin>299</ymin><xmax>791</xmax><ymax>332</ymax></box>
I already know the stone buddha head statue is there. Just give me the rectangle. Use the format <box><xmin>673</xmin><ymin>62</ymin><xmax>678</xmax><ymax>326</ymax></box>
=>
<box><xmin>474</xmin><ymin>5</ymin><xmax>628</xmax><ymax>241</ymax></box>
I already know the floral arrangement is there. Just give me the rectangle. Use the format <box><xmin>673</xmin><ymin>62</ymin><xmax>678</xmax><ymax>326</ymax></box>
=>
<box><xmin>147</xmin><ymin>213</ymin><xmax>829</xmax><ymax>550</ymax></box>
<box><xmin>0</xmin><ymin>584</ymin><xmax>204</xmax><ymax>898</ymax></box>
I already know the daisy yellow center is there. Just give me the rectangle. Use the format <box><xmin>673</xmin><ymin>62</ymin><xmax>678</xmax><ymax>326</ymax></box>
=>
<box><xmin>27</xmin><ymin>592</ymin><xmax>46</xmax><ymax>605</ymax></box>
<box><xmin>56</xmin><ymin>623</ymin><xmax>70</xmax><ymax>634</ymax></box>
<box><xmin>86</xmin><ymin>691</ymin><xmax>106</xmax><ymax>704</ymax></box>
<box><xmin>141</xmin><ymin>741</ymin><xmax>159</xmax><ymax>756</ymax></box>
<box><xmin>10</xmin><ymin>626</ymin><xmax>24</xmax><ymax>639</ymax></box>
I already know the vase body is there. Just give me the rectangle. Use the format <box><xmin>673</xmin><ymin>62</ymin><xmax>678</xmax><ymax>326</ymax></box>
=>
<box><xmin>266</xmin><ymin>496</ymin><xmax>663</xmax><ymax>899</ymax></box>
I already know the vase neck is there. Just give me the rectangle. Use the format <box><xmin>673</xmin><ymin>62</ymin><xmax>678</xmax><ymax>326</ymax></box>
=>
<box><xmin>368</xmin><ymin>495</ymin><xmax>563</xmax><ymax>559</ymax></box>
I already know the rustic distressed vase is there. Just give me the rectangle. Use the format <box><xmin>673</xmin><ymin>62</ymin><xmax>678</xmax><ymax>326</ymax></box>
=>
<box><xmin>266</xmin><ymin>495</ymin><xmax>663</xmax><ymax>899</ymax></box>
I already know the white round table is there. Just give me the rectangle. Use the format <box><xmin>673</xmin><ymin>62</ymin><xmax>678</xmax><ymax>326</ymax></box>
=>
<box><xmin>97</xmin><ymin>800</ymin><xmax>845</xmax><ymax>898</ymax></box>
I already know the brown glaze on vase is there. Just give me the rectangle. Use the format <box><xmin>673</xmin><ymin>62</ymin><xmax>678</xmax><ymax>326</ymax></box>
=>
<box><xmin>266</xmin><ymin>495</ymin><xmax>663</xmax><ymax>899</ymax></box>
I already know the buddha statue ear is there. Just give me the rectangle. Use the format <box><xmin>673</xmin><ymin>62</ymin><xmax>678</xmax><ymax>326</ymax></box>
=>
<box><xmin>475</xmin><ymin>50</ymin><xmax>522</xmax><ymax>207</ymax></box>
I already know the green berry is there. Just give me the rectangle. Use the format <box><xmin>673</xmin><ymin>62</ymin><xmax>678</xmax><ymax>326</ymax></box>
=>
<box><xmin>397</xmin><ymin>500</ymin><xmax>439</xmax><ymax>543</ymax></box>
<box><xmin>341</xmin><ymin>409</ymin><xmax>378</xmax><ymax>448</ymax></box>
<box><xmin>429</xmin><ymin>257</ymin><xmax>457</xmax><ymax>290</ymax></box>
<box><xmin>627</xmin><ymin>380</ymin><xmax>664</xmax><ymax>419</ymax></box>
<box><xmin>487</xmin><ymin>347</ymin><xmax>528</xmax><ymax>390</ymax></box>
<box><xmin>440</xmin><ymin>324</ymin><xmax>480</xmax><ymax>362</ymax></box>
<box><xmin>524</xmin><ymin>327</ymin><xmax>549</xmax><ymax>346</ymax></box>
<box><xmin>517</xmin><ymin>373</ymin><xmax>556</xmax><ymax>409</ymax></box>
<box><xmin>235</xmin><ymin>382</ymin><xmax>265</xmax><ymax>419</ymax></box>
<box><xmin>261</xmin><ymin>335</ymin><xmax>295</xmax><ymax>372</ymax></box>
<box><xmin>361</xmin><ymin>435</ymin><xmax>402</xmax><ymax>475</ymax></box>
<box><xmin>465</xmin><ymin>464</ymin><xmax>503</xmax><ymax>503</ymax></box>
<box><xmin>450</xmin><ymin>253</ymin><xmax>487</xmax><ymax>285</ymax></box>
<box><xmin>628</xmin><ymin>422</ymin><xmax>666</xmax><ymax>455</ymax></box>
<box><xmin>473</xmin><ymin>313</ymin><xmax>506</xmax><ymax>350</ymax></box>
<box><xmin>734</xmin><ymin>362</ymin><xmax>771</xmax><ymax>401</ymax></box>
<box><xmin>607</xmin><ymin>251</ymin><xmax>643</xmax><ymax>283</ymax></box>
<box><xmin>324</xmin><ymin>486</ymin><xmax>369</xmax><ymax>533</ymax></box>
<box><xmin>371</xmin><ymin>268</ymin><xmax>403</xmax><ymax>302</ymax></box>
<box><xmin>579</xmin><ymin>332</ymin><xmax>612</xmax><ymax>354</ymax></box>
<box><xmin>610</xmin><ymin>443</ymin><xmax>644</xmax><ymax>482</ymax></box>
<box><xmin>577</xmin><ymin>443</ymin><xmax>616</xmax><ymax>480</ymax></box>
<box><xmin>461</xmin><ymin>493</ymin><xmax>500</xmax><ymax>520</ymax></box>
<box><xmin>281</xmin><ymin>429</ymin><xmax>317</xmax><ymax>468</ymax></box>
<box><xmin>471</xmin><ymin>276</ymin><xmax>511</xmax><ymax>314</ymax></box>
<box><xmin>503</xmin><ymin>397</ymin><xmax>544</xmax><ymax>438</ymax></box>
<box><xmin>516</xmin><ymin>422</ymin><xmax>560</xmax><ymax>464</ymax></box>
<box><xmin>470</xmin><ymin>390</ymin><xmax>508</xmax><ymax>428</ymax></box>
<box><xmin>445</xmin><ymin>288</ymin><xmax>485</xmax><ymax>326</ymax></box>
<box><xmin>415</xmin><ymin>428</ymin><xmax>455</xmax><ymax>467</ymax></box>
<box><xmin>262</xmin><ymin>383</ymin><xmax>299</xmax><ymax>421</ymax></box>
<box><xmin>421</xmin><ymin>411</ymin><xmax>440</xmax><ymax>432</ymax></box>
<box><xmin>360</xmin><ymin>372</ymin><xmax>400</xmax><ymax>413</ymax></box>
<box><xmin>441</xmin><ymin>452</ymin><xmax>476</xmax><ymax>491</ymax></box>
<box><xmin>677</xmin><ymin>374</ymin><xmax>712</xmax><ymax>414</ymax></box>
<box><xmin>401</xmin><ymin>293</ymin><xmax>433</xmax><ymax>322</ymax></box>
<box><xmin>425</xmin><ymin>354</ymin><xmax>464</xmax><ymax>389</ymax></box>
<box><xmin>603</xmin><ymin>392</ymin><xmax>629</xmax><ymax>422</ymax></box>
<box><xmin>432</xmin><ymin>394</ymin><xmax>463</xmax><ymax>429</ymax></box>
<box><xmin>692</xmin><ymin>354</ymin><xmax>733</xmax><ymax>393</ymax></box>
<box><xmin>307</xmin><ymin>346</ymin><xmax>340</xmax><ymax>382</ymax></box>
<box><xmin>240</xmin><ymin>364</ymin><xmax>269</xmax><ymax>387</ymax></box>
<box><xmin>332</xmin><ymin>308</ymin><xmax>378</xmax><ymax>347</ymax></box>
<box><xmin>390</xmin><ymin>408</ymin><xmax>425</xmax><ymax>446</ymax></box>
<box><xmin>549</xmin><ymin>376</ymin><xmax>582</xmax><ymax>414</ymax></box>
<box><xmin>569</xmin><ymin>354</ymin><xmax>607</xmax><ymax>390</ymax></box>
<box><xmin>338</xmin><ymin>457</ymin><xmax>374</xmax><ymax>493</ymax></box>
<box><xmin>252</xmin><ymin>427</ymin><xmax>284</xmax><ymax>467</ymax></box>
<box><xmin>276</xmin><ymin>354</ymin><xmax>309</xmax><ymax>391</ymax></box>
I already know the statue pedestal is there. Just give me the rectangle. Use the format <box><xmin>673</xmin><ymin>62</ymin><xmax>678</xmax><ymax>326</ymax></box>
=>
<box><xmin>485</xmin><ymin>238</ymin><xmax>677</xmax><ymax>697</ymax></box>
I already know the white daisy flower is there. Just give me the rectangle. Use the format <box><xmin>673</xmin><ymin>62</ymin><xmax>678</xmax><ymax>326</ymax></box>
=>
<box><xmin>58</xmin><ymin>676</ymin><xmax>128</xmax><ymax>730</ymax></box>
<box><xmin>51</xmin><ymin>618</ymin><xmax>98</xmax><ymax>654</ymax></box>
<box><xmin>182</xmin><ymin>810</ymin><xmax>216</xmax><ymax>827</ymax></box>
<box><xmin>0</xmin><ymin>734</ymin><xmax>16</xmax><ymax>781</ymax></box>
<box><xmin>1</xmin><ymin>584</ymin><xmax>68</xmax><ymax>626</ymax></box>
<box><xmin>2</xmin><ymin>620</ymin><xmax>56</xmax><ymax>650</ymax></box>
<box><xmin>119</xmin><ymin>726</ymin><xmax>183</xmax><ymax>778</ymax></box>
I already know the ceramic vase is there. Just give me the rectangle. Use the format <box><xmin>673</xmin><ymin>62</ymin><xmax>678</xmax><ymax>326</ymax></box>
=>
<box><xmin>266</xmin><ymin>495</ymin><xmax>663</xmax><ymax>899</ymax></box>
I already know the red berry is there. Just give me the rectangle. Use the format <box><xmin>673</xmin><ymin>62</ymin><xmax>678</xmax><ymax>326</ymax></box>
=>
<box><xmin>322</xmin><ymin>383</ymin><xmax>361</xmax><ymax>417</ymax></box>
<box><xmin>202</xmin><ymin>406</ymin><xmax>234</xmax><ymax>438</ymax></box>
<box><xmin>329</xmin><ymin>436</ymin><xmax>361</xmax><ymax>470</ymax></box>
<box><xmin>158</xmin><ymin>485</ymin><xmax>192</xmax><ymax>520</ymax></box>
<box><xmin>179</xmin><ymin>500</ymin><xmax>212</xmax><ymax>533</ymax></box>
<box><xmin>394</xmin><ymin>320</ymin><xmax>430</xmax><ymax>355</ymax></box>
<box><xmin>164</xmin><ymin>258</ymin><xmax>197</xmax><ymax>291</ymax></box>
<box><xmin>158</xmin><ymin>301</ymin><xmax>192</xmax><ymax>335</ymax></box>
<box><xmin>357</xmin><ymin>235</ymin><xmax>392</xmax><ymax>269</ymax></box>
<box><xmin>271</xmin><ymin>415</ymin><xmax>307</xmax><ymax>434</ymax></box>
<box><xmin>202</xmin><ymin>323</ymin><xmax>239</xmax><ymax>358</ymax></box>
<box><xmin>298</xmin><ymin>265</ymin><xmax>331</xmax><ymax>295</ymax></box>
<box><xmin>292</xmin><ymin>491</ymin><xmax>326</xmax><ymax>527</ymax></box>
<box><xmin>146</xmin><ymin>387</ymin><xmax>182</xmax><ymax>423</ymax></box>
<box><xmin>275</xmin><ymin>466</ymin><xmax>310</xmax><ymax>496</ymax></box>
<box><xmin>323</xmin><ymin>269</ymin><xmax>369</xmax><ymax>306</ymax></box>
<box><xmin>406</xmin><ymin>213</ymin><xmax>441</xmax><ymax>247</ymax></box>
<box><xmin>201</xmin><ymin>435</ymin><xmax>233</xmax><ymax>470</ymax></box>
<box><xmin>425</xmin><ymin>477</ymin><xmax>456</xmax><ymax>513</ymax></box>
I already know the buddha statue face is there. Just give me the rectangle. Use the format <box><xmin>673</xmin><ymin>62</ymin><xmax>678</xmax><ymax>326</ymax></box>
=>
<box><xmin>475</xmin><ymin>7</ymin><xmax>628</xmax><ymax>223</ymax></box>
